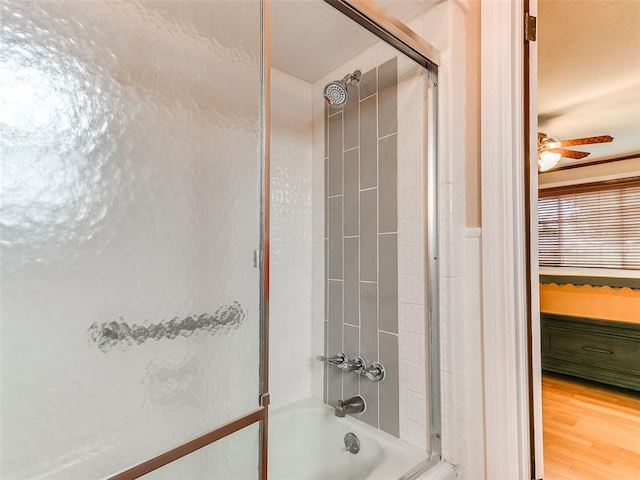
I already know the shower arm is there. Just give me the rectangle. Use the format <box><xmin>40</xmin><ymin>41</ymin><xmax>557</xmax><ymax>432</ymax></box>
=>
<box><xmin>341</xmin><ymin>70</ymin><xmax>362</xmax><ymax>87</ymax></box>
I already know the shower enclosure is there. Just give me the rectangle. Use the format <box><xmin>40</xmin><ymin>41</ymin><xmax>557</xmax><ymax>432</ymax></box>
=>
<box><xmin>0</xmin><ymin>1</ymin><xmax>442</xmax><ymax>478</ymax></box>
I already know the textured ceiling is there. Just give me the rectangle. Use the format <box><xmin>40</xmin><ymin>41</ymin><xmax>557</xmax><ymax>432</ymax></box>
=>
<box><xmin>271</xmin><ymin>0</ymin><xmax>378</xmax><ymax>82</ymax></box>
<box><xmin>140</xmin><ymin>1</ymin><xmax>431</xmax><ymax>84</ymax></box>
<box><xmin>538</xmin><ymin>0</ymin><xmax>640</xmax><ymax>165</ymax></box>
<box><xmin>271</xmin><ymin>0</ymin><xmax>434</xmax><ymax>82</ymax></box>
<box><xmin>145</xmin><ymin>1</ymin><xmax>434</xmax><ymax>84</ymax></box>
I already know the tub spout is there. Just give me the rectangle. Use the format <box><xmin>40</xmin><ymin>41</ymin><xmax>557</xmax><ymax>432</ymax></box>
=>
<box><xmin>334</xmin><ymin>395</ymin><xmax>366</xmax><ymax>417</ymax></box>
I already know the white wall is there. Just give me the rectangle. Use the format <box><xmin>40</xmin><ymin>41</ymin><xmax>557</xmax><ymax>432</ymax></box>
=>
<box><xmin>397</xmin><ymin>61</ymin><xmax>431</xmax><ymax>451</ymax></box>
<box><xmin>461</xmin><ymin>228</ymin><xmax>485</xmax><ymax>479</ymax></box>
<box><xmin>407</xmin><ymin>1</ymin><xmax>486</xmax><ymax>478</ymax></box>
<box><xmin>269</xmin><ymin>67</ymin><xmax>314</xmax><ymax>409</ymax></box>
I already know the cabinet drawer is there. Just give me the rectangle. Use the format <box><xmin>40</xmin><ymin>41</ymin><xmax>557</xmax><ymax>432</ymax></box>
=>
<box><xmin>544</xmin><ymin>326</ymin><xmax>640</xmax><ymax>373</ymax></box>
<box><xmin>541</xmin><ymin>313</ymin><xmax>640</xmax><ymax>390</ymax></box>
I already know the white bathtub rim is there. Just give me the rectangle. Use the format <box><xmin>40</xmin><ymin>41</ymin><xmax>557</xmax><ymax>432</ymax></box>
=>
<box><xmin>269</xmin><ymin>397</ymin><xmax>452</xmax><ymax>480</ymax></box>
<box><xmin>270</xmin><ymin>397</ymin><xmax>424</xmax><ymax>457</ymax></box>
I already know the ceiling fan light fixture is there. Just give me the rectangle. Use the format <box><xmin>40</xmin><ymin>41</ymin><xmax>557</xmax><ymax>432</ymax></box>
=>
<box><xmin>538</xmin><ymin>150</ymin><xmax>562</xmax><ymax>172</ymax></box>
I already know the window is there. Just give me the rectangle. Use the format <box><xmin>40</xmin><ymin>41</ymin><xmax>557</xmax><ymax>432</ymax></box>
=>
<box><xmin>538</xmin><ymin>178</ymin><xmax>640</xmax><ymax>270</ymax></box>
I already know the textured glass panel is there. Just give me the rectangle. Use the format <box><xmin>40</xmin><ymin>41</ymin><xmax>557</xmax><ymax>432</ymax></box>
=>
<box><xmin>0</xmin><ymin>0</ymin><xmax>262</xmax><ymax>478</ymax></box>
<box><xmin>141</xmin><ymin>423</ymin><xmax>260</xmax><ymax>480</ymax></box>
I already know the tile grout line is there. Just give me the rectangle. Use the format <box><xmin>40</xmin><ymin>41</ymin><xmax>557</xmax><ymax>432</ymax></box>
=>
<box><xmin>378</xmin><ymin>131</ymin><xmax>398</xmax><ymax>141</ymax></box>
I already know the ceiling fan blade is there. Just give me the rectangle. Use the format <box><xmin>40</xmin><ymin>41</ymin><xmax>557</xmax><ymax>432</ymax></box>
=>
<box><xmin>549</xmin><ymin>148</ymin><xmax>590</xmax><ymax>159</ymax></box>
<box><xmin>546</xmin><ymin>135</ymin><xmax>613</xmax><ymax>149</ymax></box>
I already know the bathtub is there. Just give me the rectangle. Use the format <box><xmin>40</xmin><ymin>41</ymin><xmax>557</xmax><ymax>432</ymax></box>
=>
<box><xmin>268</xmin><ymin>398</ymin><xmax>455</xmax><ymax>480</ymax></box>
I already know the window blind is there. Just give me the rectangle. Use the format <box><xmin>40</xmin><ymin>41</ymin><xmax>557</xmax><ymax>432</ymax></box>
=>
<box><xmin>538</xmin><ymin>178</ymin><xmax>640</xmax><ymax>270</ymax></box>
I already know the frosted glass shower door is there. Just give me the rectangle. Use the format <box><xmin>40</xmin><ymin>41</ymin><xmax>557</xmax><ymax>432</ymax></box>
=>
<box><xmin>0</xmin><ymin>1</ymin><xmax>265</xmax><ymax>478</ymax></box>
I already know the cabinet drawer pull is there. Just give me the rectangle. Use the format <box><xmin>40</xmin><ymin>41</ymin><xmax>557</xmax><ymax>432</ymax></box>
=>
<box><xmin>581</xmin><ymin>346</ymin><xmax>613</xmax><ymax>355</ymax></box>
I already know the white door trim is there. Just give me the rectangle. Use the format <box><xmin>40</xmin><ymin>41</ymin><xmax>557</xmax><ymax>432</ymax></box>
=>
<box><xmin>480</xmin><ymin>0</ymin><xmax>532</xmax><ymax>478</ymax></box>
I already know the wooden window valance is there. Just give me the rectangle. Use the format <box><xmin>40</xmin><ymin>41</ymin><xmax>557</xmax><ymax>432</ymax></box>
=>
<box><xmin>539</xmin><ymin>274</ymin><xmax>640</xmax><ymax>290</ymax></box>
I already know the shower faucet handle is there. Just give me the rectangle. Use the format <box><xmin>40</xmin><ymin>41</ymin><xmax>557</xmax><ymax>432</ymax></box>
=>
<box><xmin>316</xmin><ymin>354</ymin><xmax>375</xmax><ymax>378</ymax></box>
<box><xmin>316</xmin><ymin>352</ymin><xmax>348</xmax><ymax>368</ymax></box>
<box><xmin>342</xmin><ymin>356</ymin><xmax>366</xmax><ymax>374</ymax></box>
<box><xmin>361</xmin><ymin>362</ymin><xmax>386</xmax><ymax>382</ymax></box>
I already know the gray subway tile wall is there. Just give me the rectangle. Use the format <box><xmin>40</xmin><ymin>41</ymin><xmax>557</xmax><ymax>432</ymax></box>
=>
<box><xmin>359</xmin><ymin>96</ymin><xmax>377</xmax><ymax>189</ymax></box>
<box><xmin>379</xmin><ymin>233</ymin><xmax>398</xmax><ymax>334</ymax></box>
<box><xmin>343</xmin><ymin>237</ymin><xmax>359</xmax><ymax>326</ymax></box>
<box><xmin>377</xmin><ymin>58</ymin><xmax>398</xmax><ymax>138</ymax></box>
<box><xmin>379</xmin><ymin>331</ymin><xmax>400</xmax><ymax>436</ymax></box>
<box><xmin>378</xmin><ymin>134</ymin><xmax>398</xmax><ymax>233</ymax></box>
<box><xmin>344</xmin><ymin>91</ymin><xmax>359</xmax><ymax>150</ymax></box>
<box><xmin>328</xmin><ymin>280</ymin><xmax>344</xmax><ymax>353</ymax></box>
<box><xmin>343</xmin><ymin>324</ymin><xmax>360</xmax><ymax>399</ymax></box>
<box><xmin>327</xmin><ymin>279</ymin><xmax>343</xmax><ymax>407</ymax></box>
<box><xmin>360</xmin><ymin>67</ymin><xmax>377</xmax><ymax>100</ymax></box>
<box><xmin>359</xmin><ymin>376</ymin><xmax>379</xmax><ymax>428</ymax></box>
<box><xmin>324</xmin><ymin>58</ymin><xmax>400</xmax><ymax>437</ymax></box>
<box><xmin>359</xmin><ymin>189</ymin><xmax>377</xmax><ymax>282</ymax></box>
<box><xmin>328</xmin><ymin>112</ymin><xmax>343</xmax><ymax>196</ymax></box>
<box><xmin>343</xmin><ymin>148</ymin><xmax>359</xmax><ymax>236</ymax></box>
<box><xmin>328</xmin><ymin>196</ymin><xmax>343</xmax><ymax>280</ymax></box>
<box><xmin>359</xmin><ymin>281</ymin><xmax>378</xmax><ymax>362</ymax></box>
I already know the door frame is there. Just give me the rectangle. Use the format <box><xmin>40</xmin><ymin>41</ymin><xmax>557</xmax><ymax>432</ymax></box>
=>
<box><xmin>480</xmin><ymin>0</ymin><xmax>543</xmax><ymax>478</ymax></box>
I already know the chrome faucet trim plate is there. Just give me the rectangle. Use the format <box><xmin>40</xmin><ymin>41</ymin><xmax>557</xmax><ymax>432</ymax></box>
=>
<box><xmin>344</xmin><ymin>432</ymin><xmax>360</xmax><ymax>454</ymax></box>
<box><xmin>342</xmin><ymin>355</ymin><xmax>366</xmax><ymax>374</ymax></box>
<box><xmin>362</xmin><ymin>362</ymin><xmax>385</xmax><ymax>382</ymax></box>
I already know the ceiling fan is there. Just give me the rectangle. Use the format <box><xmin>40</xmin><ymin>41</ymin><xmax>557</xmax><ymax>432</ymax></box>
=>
<box><xmin>537</xmin><ymin>133</ymin><xmax>614</xmax><ymax>172</ymax></box>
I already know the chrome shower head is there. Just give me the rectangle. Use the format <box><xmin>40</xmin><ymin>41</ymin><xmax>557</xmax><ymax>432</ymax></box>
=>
<box><xmin>323</xmin><ymin>70</ymin><xmax>362</xmax><ymax>108</ymax></box>
<box><xmin>323</xmin><ymin>81</ymin><xmax>348</xmax><ymax>107</ymax></box>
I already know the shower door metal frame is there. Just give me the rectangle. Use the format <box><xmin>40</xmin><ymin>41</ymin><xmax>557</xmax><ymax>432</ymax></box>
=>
<box><xmin>326</xmin><ymin>0</ymin><xmax>443</xmax><ymax>469</ymax></box>
<box><xmin>103</xmin><ymin>1</ymin><xmax>441</xmax><ymax>478</ymax></box>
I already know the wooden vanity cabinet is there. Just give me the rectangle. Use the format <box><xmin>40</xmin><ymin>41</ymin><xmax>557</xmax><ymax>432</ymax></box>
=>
<box><xmin>541</xmin><ymin>313</ymin><xmax>640</xmax><ymax>391</ymax></box>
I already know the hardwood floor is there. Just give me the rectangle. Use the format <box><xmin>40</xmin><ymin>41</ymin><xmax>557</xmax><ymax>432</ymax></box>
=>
<box><xmin>542</xmin><ymin>373</ymin><xmax>640</xmax><ymax>480</ymax></box>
